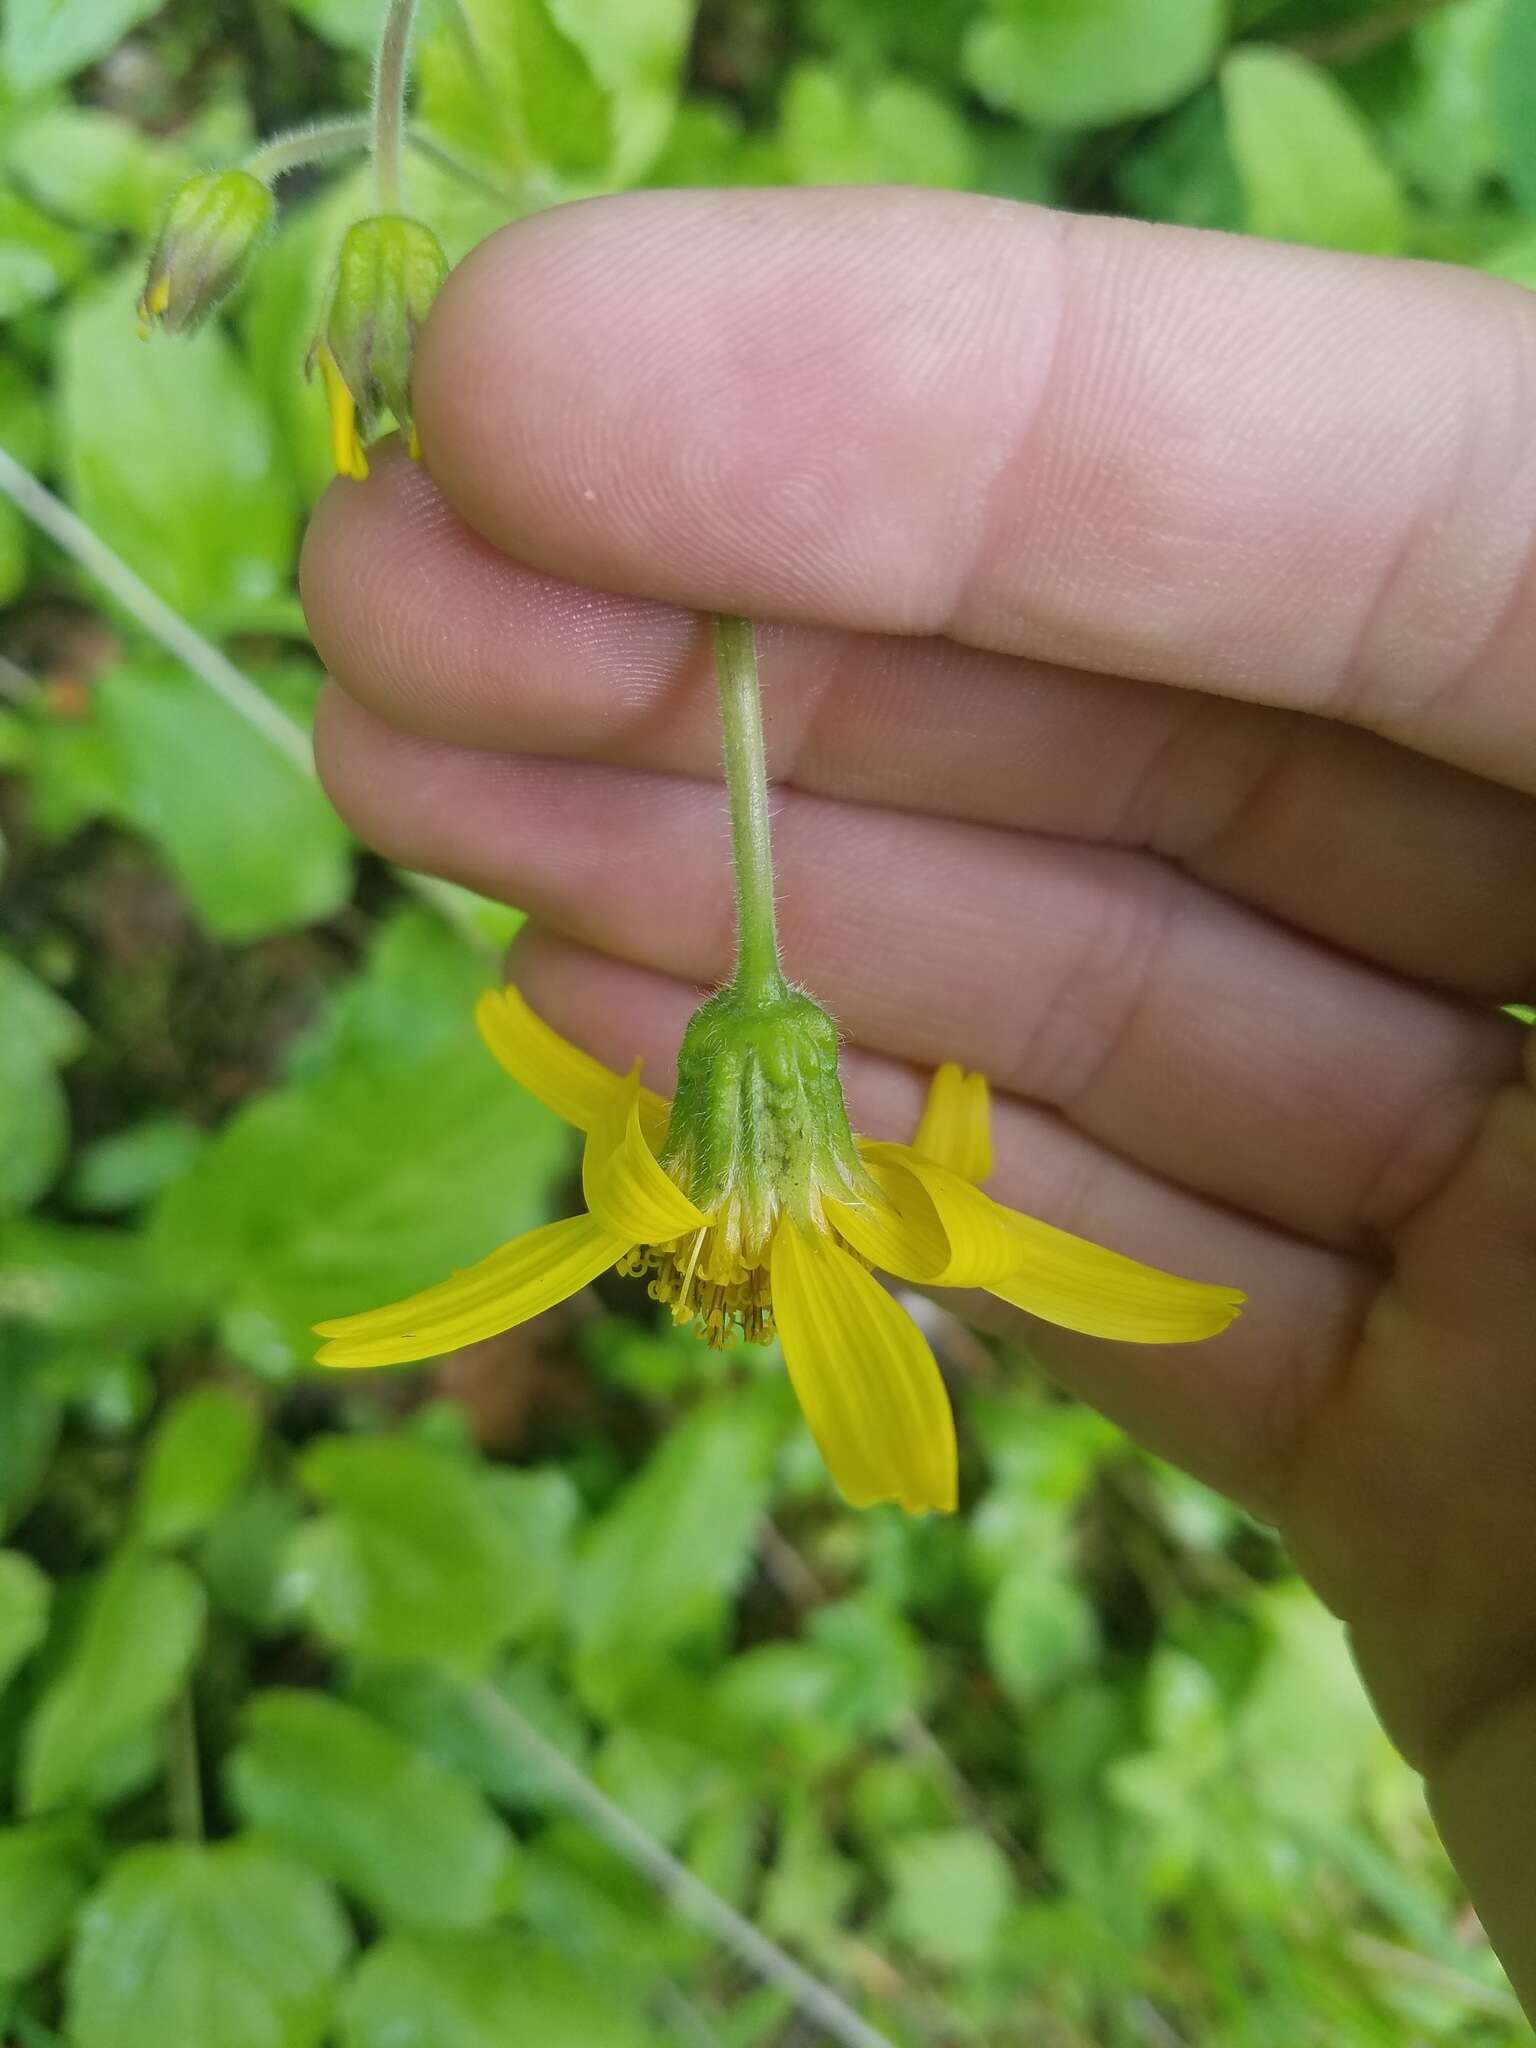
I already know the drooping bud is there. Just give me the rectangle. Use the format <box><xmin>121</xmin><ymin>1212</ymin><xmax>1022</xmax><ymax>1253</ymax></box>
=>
<box><xmin>309</xmin><ymin>214</ymin><xmax>447</xmax><ymax>480</ymax></box>
<box><xmin>137</xmin><ymin>171</ymin><xmax>274</xmax><ymax>338</ymax></box>
<box><xmin>662</xmin><ymin>981</ymin><xmax>873</xmax><ymax>1277</ymax></box>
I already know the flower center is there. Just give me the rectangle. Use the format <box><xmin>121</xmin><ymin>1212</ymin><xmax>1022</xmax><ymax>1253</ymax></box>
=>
<box><xmin>618</xmin><ymin>1221</ymin><xmax>775</xmax><ymax>1348</ymax></box>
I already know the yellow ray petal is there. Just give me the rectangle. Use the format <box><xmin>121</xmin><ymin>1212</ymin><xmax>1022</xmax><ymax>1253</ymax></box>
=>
<box><xmin>848</xmin><ymin>1143</ymin><xmax>1034</xmax><ymax>1288</ymax></box>
<box><xmin>913</xmin><ymin>1062</ymin><xmax>993</xmax><ymax>1184</ymax></box>
<box><xmin>985</xmin><ymin>1219</ymin><xmax>1245</xmax><ymax>1343</ymax></box>
<box><xmin>475</xmin><ymin>987</ymin><xmax>669</xmax><ymax>1146</ymax></box>
<box><xmin>772</xmin><ymin>1222</ymin><xmax>957</xmax><ymax>1516</ymax></box>
<box><xmin>582</xmin><ymin>1066</ymin><xmax>708</xmax><ymax>1244</ymax></box>
<box><xmin>314</xmin><ymin>1213</ymin><xmax>628</xmax><ymax>1368</ymax></box>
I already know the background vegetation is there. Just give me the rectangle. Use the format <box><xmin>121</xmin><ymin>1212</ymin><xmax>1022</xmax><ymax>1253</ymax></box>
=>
<box><xmin>1</xmin><ymin>0</ymin><xmax>1534</xmax><ymax>2041</ymax></box>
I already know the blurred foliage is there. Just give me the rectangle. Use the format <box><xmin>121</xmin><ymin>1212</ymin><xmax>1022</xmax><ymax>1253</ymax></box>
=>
<box><xmin>0</xmin><ymin>0</ymin><xmax>1533</xmax><ymax>2041</ymax></box>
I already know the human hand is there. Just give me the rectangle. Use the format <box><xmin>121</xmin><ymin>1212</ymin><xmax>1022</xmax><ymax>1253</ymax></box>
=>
<box><xmin>301</xmin><ymin>187</ymin><xmax>1536</xmax><ymax>2007</ymax></box>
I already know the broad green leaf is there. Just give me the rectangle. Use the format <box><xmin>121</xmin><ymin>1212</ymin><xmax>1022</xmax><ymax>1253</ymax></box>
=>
<box><xmin>570</xmin><ymin>1394</ymin><xmax>779</xmax><ymax>1708</ymax></box>
<box><xmin>779</xmin><ymin>64</ymin><xmax>976</xmax><ymax>188</ymax></box>
<box><xmin>802</xmin><ymin>0</ymin><xmax>973</xmax><ymax>75</ymax></box>
<box><xmin>1237</xmin><ymin>1586</ymin><xmax>1385</xmax><ymax>1832</ymax></box>
<box><xmin>0</xmin><ymin>1550</ymin><xmax>51</xmax><ymax>1697</ymax></box>
<box><xmin>417</xmin><ymin>0</ymin><xmax>614</xmax><ymax>181</ymax></box>
<box><xmin>481</xmin><ymin>1466</ymin><xmax>579</xmax><ymax>1640</ymax></box>
<box><xmin>985</xmin><ymin>1565</ymin><xmax>1097</xmax><ymax>1705</ymax></box>
<box><xmin>135</xmin><ymin>1386</ymin><xmax>260</xmax><ymax>1547</ymax></box>
<box><xmin>1386</xmin><ymin>0</ymin><xmax>1502</xmax><ymax>212</ymax></box>
<box><xmin>1222</xmin><ymin>47</ymin><xmax>1406</xmax><ymax>254</ymax></box>
<box><xmin>21</xmin><ymin>1550</ymin><xmax>205</xmax><ymax>1812</ymax></box>
<box><xmin>964</xmin><ymin>0</ymin><xmax>1224</xmax><ymax>130</ymax></box>
<box><xmin>92</xmin><ymin>660</ymin><xmax>351</xmax><ymax>941</ymax></box>
<box><xmin>66</xmin><ymin>1114</ymin><xmax>205</xmax><ymax>1214</ymax></box>
<box><xmin>760</xmin><ymin>1795</ymin><xmax>858</xmax><ymax>1947</ymax></box>
<box><xmin>0</xmin><ymin>1037</ymin><xmax>67</xmax><ymax>1217</ymax></box>
<box><xmin>5</xmin><ymin>107</ymin><xmax>183</xmax><ymax>233</ymax></box>
<box><xmin>57</xmin><ymin>264</ymin><xmax>297</xmax><ymax>631</ymax></box>
<box><xmin>288</xmin><ymin>1434</ymin><xmax>524</xmax><ymax>1669</ymax></box>
<box><xmin>284</xmin><ymin>0</ymin><xmax>383</xmax><ymax>53</ymax></box>
<box><xmin>199</xmin><ymin>1481</ymin><xmax>306</xmax><ymax>1634</ymax></box>
<box><xmin>885</xmin><ymin>1828</ymin><xmax>1015</xmax><ymax>1968</ymax></box>
<box><xmin>149</xmin><ymin>910</ymin><xmax>569</xmax><ymax>1370</ymax></box>
<box><xmin>1119</xmin><ymin>87</ymin><xmax>1242</xmax><ymax>231</ymax></box>
<box><xmin>350</xmin><ymin>1659</ymin><xmax>593</xmax><ymax>1812</ymax></box>
<box><xmin>66</xmin><ymin>1840</ymin><xmax>349</xmax><ymax>2048</ymax></box>
<box><xmin>0</xmin><ymin>186</ymin><xmax>87</xmax><ymax>319</ymax></box>
<box><xmin>547</xmin><ymin>0</ymin><xmax>696</xmax><ymax>181</ymax></box>
<box><xmin>0</xmin><ymin>1331</ymin><xmax>63</xmax><ymax>1533</ymax></box>
<box><xmin>0</xmin><ymin>1218</ymin><xmax>189</xmax><ymax>1343</ymax></box>
<box><xmin>0</xmin><ymin>957</ymin><xmax>84</xmax><ymax>1214</ymax></box>
<box><xmin>1493</xmin><ymin>0</ymin><xmax>1536</xmax><ymax>210</ymax></box>
<box><xmin>342</xmin><ymin>1929</ymin><xmax>656</xmax><ymax>2048</ymax></box>
<box><xmin>0</xmin><ymin>1818</ymin><xmax>96</xmax><ymax>1981</ymax></box>
<box><xmin>227</xmin><ymin>1690</ymin><xmax>515</xmax><ymax>1929</ymax></box>
<box><xmin>1</xmin><ymin>0</ymin><xmax>161</xmax><ymax>90</ymax></box>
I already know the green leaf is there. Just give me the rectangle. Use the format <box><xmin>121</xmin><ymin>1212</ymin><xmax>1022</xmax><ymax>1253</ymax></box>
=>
<box><xmin>964</xmin><ymin>0</ymin><xmax>1224</xmax><ymax>130</ymax></box>
<box><xmin>149</xmin><ymin>909</ymin><xmax>569</xmax><ymax>1370</ymax></box>
<box><xmin>289</xmin><ymin>1434</ymin><xmax>524</xmax><ymax>1670</ymax></box>
<box><xmin>0</xmin><ymin>1330</ymin><xmax>64</xmax><ymax>1533</ymax></box>
<box><xmin>985</xmin><ymin>1566</ymin><xmax>1097</xmax><ymax>1706</ymax></box>
<box><xmin>57</xmin><ymin>264</ymin><xmax>297</xmax><ymax>631</ymax></box>
<box><xmin>1493</xmin><ymin>0</ymin><xmax>1536</xmax><ymax>209</ymax></box>
<box><xmin>480</xmin><ymin>1467</ymin><xmax>580</xmax><ymax>1639</ymax></box>
<box><xmin>21</xmin><ymin>1550</ymin><xmax>205</xmax><ymax>1812</ymax></box>
<box><xmin>66</xmin><ymin>1840</ymin><xmax>350</xmax><ymax>2048</ymax></box>
<box><xmin>135</xmin><ymin>1385</ymin><xmax>259</xmax><ymax>1547</ymax></box>
<box><xmin>199</xmin><ymin>1481</ymin><xmax>306</xmax><ymax>1634</ymax></box>
<box><xmin>350</xmin><ymin>1659</ymin><xmax>593</xmax><ymax>1813</ymax></box>
<box><xmin>227</xmin><ymin>1690</ymin><xmax>515</xmax><ymax>1929</ymax></box>
<box><xmin>417</xmin><ymin>0</ymin><xmax>614</xmax><ymax>181</ymax></box>
<box><xmin>0</xmin><ymin>186</ymin><xmax>87</xmax><ymax>319</ymax></box>
<box><xmin>1222</xmin><ymin>47</ymin><xmax>1406</xmax><ymax>254</ymax></box>
<box><xmin>0</xmin><ymin>956</ymin><xmax>85</xmax><ymax>1215</ymax></box>
<box><xmin>0</xmin><ymin>1550</ymin><xmax>51</xmax><ymax>1697</ymax></box>
<box><xmin>779</xmin><ymin>65</ymin><xmax>976</xmax><ymax>188</ymax></box>
<box><xmin>343</xmin><ymin>1929</ymin><xmax>656</xmax><ymax>2048</ymax></box>
<box><xmin>0</xmin><ymin>1218</ymin><xmax>189</xmax><ymax>1344</ymax></box>
<box><xmin>66</xmin><ymin>1114</ymin><xmax>205</xmax><ymax>1215</ymax></box>
<box><xmin>91</xmin><ymin>660</ymin><xmax>350</xmax><ymax>942</ymax></box>
<box><xmin>885</xmin><ymin>1828</ymin><xmax>1015</xmax><ymax>1968</ymax></box>
<box><xmin>570</xmin><ymin>1394</ymin><xmax>779</xmax><ymax>1708</ymax></box>
<box><xmin>0</xmin><ymin>1817</ymin><xmax>96</xmax><ymax>1981</ymax></box>
<box><xmin>5</xmin><ymin>107</ymin><xmax>184</xmax><ymax>234</ymax></box>
<box><xmin>283</xmin><ymin>0</ymin><xmax>383</xmax><ymax>53</ymax></box>
<box><xmin>1386</xmin><ymin>0</ymin><xmax>1502</xmax><ymax>212</ymax></box>
<box><xmin>1</xmin><ymin>0</ymin><xmax>161</xmax><ymax>90</ymax></box>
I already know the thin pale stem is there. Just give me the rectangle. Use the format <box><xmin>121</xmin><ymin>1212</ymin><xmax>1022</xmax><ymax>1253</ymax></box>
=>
<box><xmin>712</xmin><ymin>615</ymin><xmax>785</xmax><ymax>1003</ymax></box>
<box><xmin>371</xmin><ymin>0</ymin><xmax>418</xmax><ymax>211</ymax></box>
<box><xmin>469</xmin><ymin>1683</ymin><xmax>899</xmax><ymax>2048</ymax></box>
<box><xmin>0</xmin><ymin>444</ymin><xmax>492</xmax><ymax>955</ymax></box>
<box><xmin>245</xmin><ymin>115</ymin><xmax>371</xmax><ymax>180</ymax></box>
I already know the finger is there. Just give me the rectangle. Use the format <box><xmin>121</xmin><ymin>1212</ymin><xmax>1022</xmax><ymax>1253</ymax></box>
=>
<box><xmin>413</xmin><ymin>188</ymin><xmax>1536</xmax><ymax>794</ymax></box>
<box><xmin>303</xmin><ymin>451</ymin><xmax>1536</xmax><ymax>1003</ymax></box>
<box><xmin>315</xmin><ymin>687</ymin><xmax>1522</xmax><ymax>1253</ymax></box>
<box><xmin>507</xmin><ymin>925</ymin><xmax>1371</xmax><ymax>1515</ymax></box>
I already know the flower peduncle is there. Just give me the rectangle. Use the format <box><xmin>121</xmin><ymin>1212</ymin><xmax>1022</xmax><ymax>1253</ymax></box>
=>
<box><xmin>371</xmin><ymin>0</ymin><xmax>419</xmax><ymax>213</ymax></box>
<box><xmin>712</xmin><ymin>614</ymin><xmax>787</xmax><ymax>1007</ymax></box>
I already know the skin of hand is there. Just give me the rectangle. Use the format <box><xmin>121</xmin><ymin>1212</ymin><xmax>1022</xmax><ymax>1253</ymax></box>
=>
<box><xmin>300</xmin><ymin>187</ymin><xmax>1536</xmax><ymax>2009</ymax></box>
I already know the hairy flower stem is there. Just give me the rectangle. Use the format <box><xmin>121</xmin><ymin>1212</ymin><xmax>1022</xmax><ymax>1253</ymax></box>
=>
<box><xmin>713</xmin><ymin>615</ymin><xmax>787</xmax><ymax>1005</ymax></box>
<box><xmin>371</xmin><ymin>0</ymin><xmax>418</xmax><ymax>211</ymax></box>
<box><xmin>245</xmin><ymin>115</ymin><xmax>372</xmax><ymax>180</ymax></box>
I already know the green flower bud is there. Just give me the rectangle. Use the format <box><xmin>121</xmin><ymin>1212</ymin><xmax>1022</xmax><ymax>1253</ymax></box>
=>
<box><xmin>662</xmin><ymin>981</ymin><xmax>873</xmax><ymax>1279</ymax></box>
<box><xmin>310</xmin><ymin>214</ymin><xmax>447</xmax><ymax>480</ymax></box>
<box><xmin>137</xmin><ymin>171</ymin><xmax>273</xmax><ymax>338</ymax></box>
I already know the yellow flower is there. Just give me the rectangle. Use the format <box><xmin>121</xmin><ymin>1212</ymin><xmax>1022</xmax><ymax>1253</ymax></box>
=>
<box><xmin>316</xmin><ymin>990</ymin><xmax>1243</xmax><ymax>1516</ymax></box>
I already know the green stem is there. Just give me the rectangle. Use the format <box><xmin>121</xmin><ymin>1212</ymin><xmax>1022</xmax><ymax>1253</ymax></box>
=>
<box><xmin>371</xmin><ymin>0</ymin><xmax>418</xmax><ymax>211</ymax></box>
<box><xmin>713</xmin><ymin>615</ymin><xmax>786</xmax><ymax>1003</ymax></box>
<box><xmin>245</xmin><ymin>114</ymin><xmax>371</xmax><ymax>180</ymax></box>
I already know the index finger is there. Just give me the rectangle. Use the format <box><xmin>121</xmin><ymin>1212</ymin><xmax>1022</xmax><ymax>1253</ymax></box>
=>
<box><xmin>413</xmin><ymin>186</ymin><xmax>1536</xmax><ymax>794</ymax></box>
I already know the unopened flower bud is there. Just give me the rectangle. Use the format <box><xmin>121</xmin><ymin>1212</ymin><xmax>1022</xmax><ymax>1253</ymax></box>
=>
<box><xmin>137</xmin><ymin>171</ymin><xmax>273</xmax><ymax>338</ymax></box>
<box><xmin>309</xmin><ymin>215</ymin><xmax>447</xmax><ymax>480</ymax></box>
